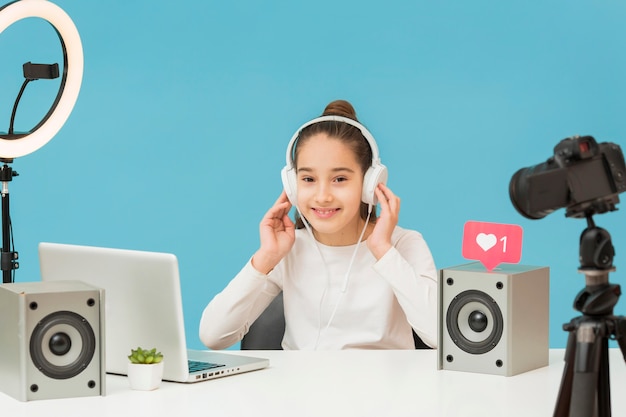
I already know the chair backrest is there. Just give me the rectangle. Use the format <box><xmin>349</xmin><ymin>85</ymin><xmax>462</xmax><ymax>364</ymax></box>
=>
<box><xmin>240</xmin><ymin>292</ymin><xmax>432</xmax><ymax>350</ymax></box>
<box><xmin>240</xmin><ymin>292</ymin><xmax>285</xmax><ymax>350</ymax></box>
<box><xmin>412</xmin><ymin>330</ymin><xmax>431</xmax><ymax>349</ymax></box>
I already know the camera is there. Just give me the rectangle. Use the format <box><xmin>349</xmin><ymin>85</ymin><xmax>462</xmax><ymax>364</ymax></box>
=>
<box><xmin>509</xmin><ymin>135</ymin><xmax>626</xmax><ymax>219</ymax></box>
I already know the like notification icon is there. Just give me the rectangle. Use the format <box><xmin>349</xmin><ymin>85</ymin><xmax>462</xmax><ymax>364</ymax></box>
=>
<box><xmin>462</xmin><ymin>221</ymin><xmax>523</xmax><ymax>271</ymax></box>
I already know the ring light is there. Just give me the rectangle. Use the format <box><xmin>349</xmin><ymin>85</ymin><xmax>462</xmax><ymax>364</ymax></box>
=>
<box><xmin>0</xmin><ymin>0</ymin><xmax>83</xmax><ymax>159</ymax></box>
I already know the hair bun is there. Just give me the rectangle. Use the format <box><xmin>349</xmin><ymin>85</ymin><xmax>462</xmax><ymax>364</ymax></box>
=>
<box><xmin>321</xmin><ymin>99</ymin><xmax>358</xmax><ymax>122</ymax></box>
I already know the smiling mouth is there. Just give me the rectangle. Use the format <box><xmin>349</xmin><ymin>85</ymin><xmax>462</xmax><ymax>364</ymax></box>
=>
<box><xmin>312</xmin><ymin>208</ymin><xmax>339</xmax><ymax>218</ymax></box>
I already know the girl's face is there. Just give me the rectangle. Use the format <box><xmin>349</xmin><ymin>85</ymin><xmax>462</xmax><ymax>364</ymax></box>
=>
<box><xmin>295</xmin><ymin>133</ymin><xmax>365</xmax><ymax>246</ymax></box>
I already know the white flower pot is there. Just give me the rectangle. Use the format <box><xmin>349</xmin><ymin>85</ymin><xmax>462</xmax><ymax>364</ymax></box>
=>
<box><xmin>127</xmin><ymin>362</ymin><xmax>164</xmax><ymax>391</ymax></box>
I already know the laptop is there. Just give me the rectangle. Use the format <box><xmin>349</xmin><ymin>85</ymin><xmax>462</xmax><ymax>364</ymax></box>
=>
<box><xmin>38</xmin><ymin>242</ymin><xmax>269</xmax><ymax>383</ymax></box>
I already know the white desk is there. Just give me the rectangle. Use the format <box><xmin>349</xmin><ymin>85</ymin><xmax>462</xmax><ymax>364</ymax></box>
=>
<box><xmin>1</xmin><ymin>349</ymin><xmax>624</xmax><ymax>416</ymax></box>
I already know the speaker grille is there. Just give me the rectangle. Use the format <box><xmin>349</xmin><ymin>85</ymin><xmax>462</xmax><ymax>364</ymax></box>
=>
<box><xmin>29</xmin><ymin>311</ymin><xmax>96</xmax><ymax>379</ymax></box>
<box><xmin>446</xmin><ymin>289</ymin><xmax>504</xmax><ymax>354</ymax></box>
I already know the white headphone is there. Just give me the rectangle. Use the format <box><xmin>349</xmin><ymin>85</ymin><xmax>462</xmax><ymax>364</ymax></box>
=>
<box><xmin>280</xmin><ymin>115</ymin><xmax>388</xmax><ymax>207</ymax></box>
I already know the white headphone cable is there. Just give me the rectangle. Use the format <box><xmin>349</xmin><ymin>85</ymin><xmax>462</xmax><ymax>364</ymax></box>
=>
<box><xmin>322</xmin><ymin>204</ymin><xmax>372</xmax><ymax>337</ymax></box>
<box><xmin>294</xmin><ymin>206</ymin><xmax>331</xmax><ymax>349</ymax></box>
<box><xmin>296</xmin><ymin>204</ymin><xmax>373</xmax><ymax>348</ymax></box>
<box><xmin>341</xmin><ymin>204</ymin><xmax>373</xmax><ymax>293</ymax></box>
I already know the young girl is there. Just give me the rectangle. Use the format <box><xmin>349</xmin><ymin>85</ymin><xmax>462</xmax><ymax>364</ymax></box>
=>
<box><xmin>199</xmin><ymin>100</ymin><xmax>438</xmax><ymax>350</ymax></box>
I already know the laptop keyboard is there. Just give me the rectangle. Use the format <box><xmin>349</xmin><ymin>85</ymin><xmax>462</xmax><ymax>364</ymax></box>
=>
<box><xmin>188</xmin><ymin>360</ymin><xmax>226</xmax><ymax>373</ymax></box>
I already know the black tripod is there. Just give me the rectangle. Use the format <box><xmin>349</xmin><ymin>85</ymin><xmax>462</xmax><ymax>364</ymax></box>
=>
<box><xmin>553</xmin><ymin>215</ymin><xmax>626</xmax><ymax>417</ymax></box>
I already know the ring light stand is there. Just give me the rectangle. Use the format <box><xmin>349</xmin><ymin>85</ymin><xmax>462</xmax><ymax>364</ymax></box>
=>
<box><xmin>0</xmin><ymin>0</ymin><xmax>83</xmax><ymax>283</ymax></box>
<box><xmin>0</xmin><ymin>165</ymin><xmax>18</xmax><ymax>283</ymax></box>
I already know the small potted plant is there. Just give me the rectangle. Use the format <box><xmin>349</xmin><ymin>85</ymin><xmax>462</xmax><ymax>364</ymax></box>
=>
<box><xmin>127</xmin><ymin>347</ymin><xmax>164</xmax><ymax>391</ymax></box>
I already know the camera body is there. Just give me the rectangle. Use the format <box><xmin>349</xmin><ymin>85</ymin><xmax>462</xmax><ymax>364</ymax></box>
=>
<box><xmin>509</xmin><ymin>135</ymin><xmax>626</xmax><ymax>219</ymax></box>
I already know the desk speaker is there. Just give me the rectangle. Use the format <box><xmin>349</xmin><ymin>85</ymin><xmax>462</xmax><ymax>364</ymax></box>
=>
<box><xmin>0</xmin><ymin>281</ymin><xmax>105</xmax><ymax>401</ymax></box>
<box><xmin>437</xmin><ymin>262</ymin><xmax>549</xmax><ymax>376</ymax></box>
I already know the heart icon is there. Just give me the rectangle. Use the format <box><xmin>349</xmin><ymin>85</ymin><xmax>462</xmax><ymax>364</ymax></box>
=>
<box><xmin>476</xmin><ymin>233</ymin><xmax>497</xmax><ymax>252</ymax></box>
<box><xmin>463</xmin><ymin>221</ymin><xmax>524</xmax><ymax>271</ymax></box>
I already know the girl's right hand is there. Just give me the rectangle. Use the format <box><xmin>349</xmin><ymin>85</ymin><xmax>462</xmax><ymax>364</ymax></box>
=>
<box><xmin>251</xmin><ymin>191</ymin><xmax>296</xmax><ymax>274</ymax></box>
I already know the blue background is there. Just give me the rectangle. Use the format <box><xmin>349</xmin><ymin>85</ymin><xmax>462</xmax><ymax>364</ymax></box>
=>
<box><xmin>1</xmin><ymin>0</ymin><xmax>625</xmax><ymax>349</ymax></box>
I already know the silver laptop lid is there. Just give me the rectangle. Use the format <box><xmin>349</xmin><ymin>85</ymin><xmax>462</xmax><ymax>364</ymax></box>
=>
<box><xmin>38</xmin><ymin>242</ymin><xmax>191</xmax><ymax>382</ymax></box>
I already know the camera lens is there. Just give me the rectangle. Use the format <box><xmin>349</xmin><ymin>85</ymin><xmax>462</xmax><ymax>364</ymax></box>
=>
<box><xmin>509</xmin><ymin>168</ymin><xmax>545</xmax><ymax>219</ymax></box>
<box><xmin>509</xmin><ymin>162</ymin><xmax>570</xmax><ymax>220</ymax></box>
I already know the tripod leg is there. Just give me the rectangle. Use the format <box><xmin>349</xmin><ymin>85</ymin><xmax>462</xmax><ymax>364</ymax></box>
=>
<box><xmin>569</xmin><ymin>322</ymin><xmax>603</xmax><ymax>417</ymax></box>
<box><xmin>597</xmin><ymin>338</ymin><xmax>611</xmax><ymax>417</ymax></box>
<box><xmin>554</xmin><ymin>323</ymin><xmax>578</xmax><ymax>417</ymax></box>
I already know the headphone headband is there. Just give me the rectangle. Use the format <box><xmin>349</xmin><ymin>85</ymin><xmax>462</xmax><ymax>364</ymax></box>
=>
<box><xmin>284</xmin><ymin>115</ymin><xmax>381</xmax><ymax>170</ymax></box>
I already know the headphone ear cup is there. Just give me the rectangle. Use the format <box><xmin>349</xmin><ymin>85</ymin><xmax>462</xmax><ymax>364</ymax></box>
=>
<box><xmin>281</xmin><ymin>166</ymin><xmax>297</xmax><ymax>205</ymax></box>
<box><xmin>362</xmin><ymin>163</ymin><xmax>388</xmax><ymax>206</ymax></box>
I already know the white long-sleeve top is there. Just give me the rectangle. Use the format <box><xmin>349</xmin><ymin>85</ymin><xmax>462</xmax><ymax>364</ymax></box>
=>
<box><xmin>199</xmin><ymin>226</ymin><xmax>438</xmax><ymax>350</ymax></box>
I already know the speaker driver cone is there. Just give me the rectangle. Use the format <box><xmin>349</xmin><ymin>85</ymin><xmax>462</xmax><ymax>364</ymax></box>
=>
<box><xmin>446</xmin><ymin>290</ymin><xmax>503</xmax><ymax>354</ymax></box>
<box><xmin>30</xmin><ymin>311</ymin><xmax>96</xmax><ymax>379</ymax></box>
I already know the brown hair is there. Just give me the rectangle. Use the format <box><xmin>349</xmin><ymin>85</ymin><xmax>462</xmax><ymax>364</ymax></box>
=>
<box><xmin>294</xmin><ymin>100</ymin><xmax>377</xmax><ymax>229</ymax></box>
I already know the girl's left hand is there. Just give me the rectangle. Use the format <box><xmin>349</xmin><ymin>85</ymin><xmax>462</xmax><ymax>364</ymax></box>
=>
<box><xmin>367</xmin><ymin>183</ymin><xmax>400</xmax><ymax>260</ymax></box>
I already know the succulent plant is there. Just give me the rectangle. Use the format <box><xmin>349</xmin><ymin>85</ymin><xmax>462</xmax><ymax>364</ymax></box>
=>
<box><xmin>128</xmin><ymin>347</ymin><xmax>163</xmax><ymax>364</ymax></box>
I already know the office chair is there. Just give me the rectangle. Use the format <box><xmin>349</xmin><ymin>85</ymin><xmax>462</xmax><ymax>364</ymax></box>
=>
<box><xmin>240</xmin><ymin>292</ymin><xmax>432</xmax><ymax>350</ymax></box>
<box><xmin>240</xmin><ymin>292</ymin><xmax>286</xmax><ymax>350</ymax></box>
